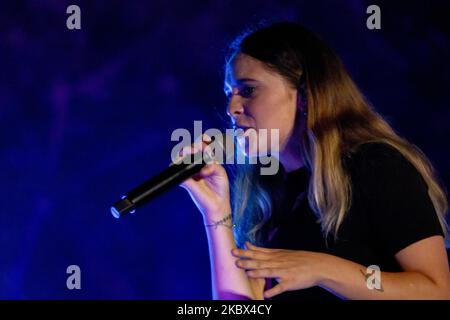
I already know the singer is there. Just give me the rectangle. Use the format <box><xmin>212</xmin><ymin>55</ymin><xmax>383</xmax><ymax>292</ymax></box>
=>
<box><xmin>178</xmin><ymin>22</ymin><xmax>450</xmax><ymax>300</ymax></box>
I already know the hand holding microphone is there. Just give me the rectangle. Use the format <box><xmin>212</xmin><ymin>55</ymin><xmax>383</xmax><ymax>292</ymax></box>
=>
<box><xmin>178</xmin><ymin>134</ymin><xmax>232</xmax><ymax>223</ymax></box>
<box><xmin>111</xmin><ymin>133</ymin><xmax>232</xmax><ymax>223</ymax></box>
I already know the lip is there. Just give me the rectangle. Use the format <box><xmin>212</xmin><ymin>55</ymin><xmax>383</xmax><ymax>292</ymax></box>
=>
<box><xmin>234</xmin><ymin>126</ymin><xmax>257</xmax><ymax>139</ymax></box>
<box><xmin>234</xmin><ymin>123</ymin><xmax>254</xmax><ymax>131</ymax></box>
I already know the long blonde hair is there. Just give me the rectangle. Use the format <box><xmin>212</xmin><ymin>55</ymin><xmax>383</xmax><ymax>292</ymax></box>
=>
<box><xmin>227</xmin><ymin>22</ymin><xmax>449</xmax><ymax>248</ymax></box>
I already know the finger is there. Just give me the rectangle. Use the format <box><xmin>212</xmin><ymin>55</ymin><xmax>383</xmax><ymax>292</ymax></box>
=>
<box><xmin>245</xmin><ymin>242</ymin><xmax>282</xmax><ymax>253</ymax></box>
<box><xmin>264</xmin><ymin>283</ymin><xmax>287</xmax><ymax>299</ymax></box>
<box><xmin>176</xmin><ymin>135</ymin><xmax>212</xmax><ymax>163</ymax></box>
<box><xmin>172</xmin><ymin>146</ymin><xmax>189</xmax><ymax>164</ymax></box>
<box><xmin>195</xmin><ymin>133</ymin><xmax>212</xmax><ymax>144</ymax></box>
<box><xmin>192</xmin><ymin>134</ymin><xmax>213</xmax><ymax>155</ymax></box>
<box><xmin>231</xmin><ymin>248</ymin><xmax>272</xmax><ymax>260</ymax></box>
<box><xmin>195</xmin><ymin>162</ymin><xmax>221</xmax><ymax>179</ymax></box>
<box><xmin>246</xmin><ymin>268</ymin><xmax>280</xmax><ymax>279</ymax></box>
<box><xmin>235</xmin><ymin>259</ymin><xmax>281</xmax><ymax>270</ymax></box>
<box><xmin>179</xmin><ymin>177</ymin><xmax>196</xmax><ymax>190</ymax></box>
<box><xmin>174</xmin><ymin>145</ymin><xmax>201</xmax><ymax>164</ymax></box>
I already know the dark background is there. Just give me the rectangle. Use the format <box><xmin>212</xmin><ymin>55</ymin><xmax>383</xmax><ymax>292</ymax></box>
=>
<box><xmin>1</xmin><ymin>0</ymin><xmax>449</xmax><ymax>299</ymax></box>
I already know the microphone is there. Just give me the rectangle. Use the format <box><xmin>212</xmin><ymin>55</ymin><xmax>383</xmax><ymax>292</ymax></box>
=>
<box><xmin>110</xmin><ymin>133</ymin><xmax>230</xmax><ymax>219</ymax></box>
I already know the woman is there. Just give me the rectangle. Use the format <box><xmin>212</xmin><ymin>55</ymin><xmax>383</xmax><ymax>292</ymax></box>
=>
<box><xmin>179</xmin><ymin>22</ymin><xmax>450</xmax><ymax>300</ymax></box>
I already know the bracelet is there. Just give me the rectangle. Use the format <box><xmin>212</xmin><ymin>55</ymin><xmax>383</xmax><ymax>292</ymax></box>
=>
<box><xmin>205</xmin><ymin>213</ymin><xmax>236</xmax><ymax>229</ymax></box>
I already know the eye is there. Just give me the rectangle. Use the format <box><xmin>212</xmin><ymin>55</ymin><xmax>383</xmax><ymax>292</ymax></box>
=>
<box><xmin>239</xmin><ymin>86</ymin><xmax>255</xmax><ymax>98</ymax></box>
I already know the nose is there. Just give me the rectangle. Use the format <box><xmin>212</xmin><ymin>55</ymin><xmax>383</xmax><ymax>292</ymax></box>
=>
<box><xmin>226</xmin><ymin>96</ymin><xmax>244</xmax><ymax>122</ymax></box>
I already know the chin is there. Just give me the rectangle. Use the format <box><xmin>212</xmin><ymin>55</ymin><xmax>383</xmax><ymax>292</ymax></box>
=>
<box><xmin>237</xmin><ymin>137</ymin><xmax>271</xmax><ymax>158</ymax></box>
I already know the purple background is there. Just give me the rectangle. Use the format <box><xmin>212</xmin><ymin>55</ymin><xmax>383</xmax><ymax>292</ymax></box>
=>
<box><xmin>1</xmin><ymin>0</ymin><xmax>449</xmax><ymax>299</ymax></box>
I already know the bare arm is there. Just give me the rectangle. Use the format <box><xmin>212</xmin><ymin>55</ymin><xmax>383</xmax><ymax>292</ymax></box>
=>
<box><xmin>233</xmin><ymin>236</ymin><xmax>450</xmax><ymax>299</ymax></box>
<box><xmin>204</xmin><ymin>210</ymin><xmax>264</xmax><ymax>300</ymax></box>
<box><xmin>318</xmin><ymin>236</ymin><xmax>450</xmax><ymax>299</ymax></box>
<box><xmin>179</xmin><ymin>135</ymin><xmax>265</xmax><ymax>300</ymax></box>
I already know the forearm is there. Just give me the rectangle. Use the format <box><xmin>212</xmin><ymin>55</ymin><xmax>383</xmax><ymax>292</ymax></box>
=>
<box><xmin>204</xmin><ymin>220</ymin><xmax>256</xmax><ymax>300</ymax></box>
<box><xmin>318</xmin><ymin>254</ymin><xmax>450</xmax><ymax>299</ymax></box>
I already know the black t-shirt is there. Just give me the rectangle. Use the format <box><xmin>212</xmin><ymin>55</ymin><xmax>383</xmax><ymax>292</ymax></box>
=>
<box><xmin>262</xmin><ymin>142</ymin><xmax>445</xmax><ymax>300</ymax></box>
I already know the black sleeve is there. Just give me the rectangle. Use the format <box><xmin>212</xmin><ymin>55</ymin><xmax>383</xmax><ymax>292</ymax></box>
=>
<box><xmin>348</xmin><ymin>143</ymin><xmax>445</xmax><ymax>257</ymax></box>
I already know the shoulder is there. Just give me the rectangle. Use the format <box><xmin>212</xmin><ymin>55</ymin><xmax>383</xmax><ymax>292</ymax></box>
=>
<box><xmin>342</xmin><ymin>143</ymin><xmax>445</xmax><ymax>255</ymax></box>
<box><xmin>344</xmin><ymin>142</ymin><xmax>421</xmax><ymax>181</ymax></box>
<box><xmin>343</xmin><ymin>142</ymin><xmax>432</xmax><ymax>200</ymax></box>
<box><xmin>346</xmin><ymin>142</ymin><xmax>407</xmax><ymax>167</ymax></box>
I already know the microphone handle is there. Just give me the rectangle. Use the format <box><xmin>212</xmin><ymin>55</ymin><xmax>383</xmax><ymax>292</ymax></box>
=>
<box><xmin>111</xmin><ymin>152</ymin><xmax>207</xmax><ymax>218</ymax></box>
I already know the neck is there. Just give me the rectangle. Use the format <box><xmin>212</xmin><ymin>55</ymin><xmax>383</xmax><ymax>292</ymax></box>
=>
<box><xmin>279</xmin><ymin>139</ymin><xmax>305</xmax><ymax>173</ymax></box>
<box><xmin>278</xmin><ymin>112</ymin><xmax>308</xmax><ymax>172</ymax></box>
<box><xmin>280</xmin><ymin>153</ymin><xmax>304</xmax><ymax>173</ymax></box>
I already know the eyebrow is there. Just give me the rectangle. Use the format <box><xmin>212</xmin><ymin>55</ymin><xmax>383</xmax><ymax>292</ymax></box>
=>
<box><xmin>223</xmin><ymin>78</ymin><xmax>259</xmax><ymax>94</ymax></box>
<box><xmin>235</xmin><ymin>77</ymin><xmax>259</xmax><ymax>83</ymax></box>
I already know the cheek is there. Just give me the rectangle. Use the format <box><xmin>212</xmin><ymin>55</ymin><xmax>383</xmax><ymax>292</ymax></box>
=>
<box><xmin>262</xmin><ymin>102</ymin><xmax>297</xmax><ymax>150</ymax></box>
<box><xmin>246</xmin><ymin>97</ymin><xmax>280</xmax><ymax>128</ymax></box>
<box><xmin>251</xmin><ymin>98</ymin><xmax>295</xmax><ymax>134</ymax></box>
<box><xmin>266</xmin><ymin>115</ymin><xmax>292</xmax><ymax>153</ymax></box>
<box><xmin>243</xmin><ymin>110</ymin><xmax>294</xmax><ymax>156</ymax></box>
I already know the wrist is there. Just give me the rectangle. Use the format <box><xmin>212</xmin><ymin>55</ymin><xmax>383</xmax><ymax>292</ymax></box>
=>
<box><xmin>203</xmin><ymin>210</ymin><xmax>234</xmax><ymax>230</ymax></box>
<box><xmin>315</xmin><ymin>253</ymin><xmax>338</xmax><ymax>288</ymax></box>
<box><xmin>203</xmin><ymin>205</ymin><xmax>232</xmax><ymax>223</ymax></box>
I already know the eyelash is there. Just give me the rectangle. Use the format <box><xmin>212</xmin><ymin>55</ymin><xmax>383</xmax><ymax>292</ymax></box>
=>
<box><xmin>226</xmin><ymin>86</ymin><xmax>255</xmax><ymax>100</ymax></box>
<box><xmin>240</xmin><ymin>86</ymin><xmax>255</xmax><ymax>98</ymax></box>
